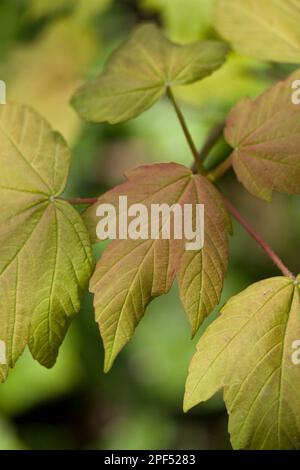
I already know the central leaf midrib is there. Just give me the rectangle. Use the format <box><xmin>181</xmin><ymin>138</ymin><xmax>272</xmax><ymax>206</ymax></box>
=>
<box><xmin>185</xmin><ymin>282</ymin><xmax>293</xmax><ymax>402</ymax></box>
<box><xmin>106</xmin><ymin>174</ymin><xmax>194</xmax><ymax>365</ymax></box>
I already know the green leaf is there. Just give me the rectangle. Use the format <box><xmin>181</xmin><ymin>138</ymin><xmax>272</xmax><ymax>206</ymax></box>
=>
<box><xmin>71</xmin><ymin>23</ymin><xmax>228</xmax><ymax>124</ymax></box>
<box><xmin>0</xmin><ymin>103</ymin><xmax>93</xmax><ymax>381</ymax></box>
<box><xmin>82</xmin><ymin>163</ymin><xmax>229</xmax><ymax>371</ymax></box>
<box><xmin>215</xmin><ymin>0</ymin><xmax>300</xmax><ymax>63</ymax></box>
<box><xmin>184</xmin><ymin>276</ymin><xmax>300</xmax><ymax>450</ymax></box>
<box><xmin>178</xmin><ymin>176</ymin><xmax>230</xmax><ymax>335</ymax></box>
<box><xmin>140</xmin><ymin>0</ymin><xmax>213</xmax><ymax>42</ymax></box>
<box><xmin>225</xmin><ymin>69</ymin><xmax>300</xmax><ymax>201</ymax></box>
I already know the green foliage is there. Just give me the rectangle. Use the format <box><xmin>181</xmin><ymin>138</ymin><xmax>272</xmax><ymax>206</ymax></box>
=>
<box><xmin>27</xmin><ymin>0</ymin><xmax>76</xmax><ymax>18</ymax></box>
<box><xmin>0</xmin><ymin>11</ymin><xmax>101</xmax><ymax>142</ymax></box>
<box><xmin>0</xmin><ymin>103</ymin><xmax>93</xmax><ymax>380</ymax></box>
<box><xmin>83</xmin><ymin>163</ymin><xmax>230</xmax><ymax>370</ymax></box>
<box><xmin>27</xmin><ymin>0</ymin><xmax>111</xmax><ymax>21</ymax></box>
<box><xmin>0</xmin><ymin>330</ymin><xmax>81</xmax><ymax>415</ymax></box>
<box><xmin>1</xmin><ymin>5</ymin><xmax>300</xmax><ymax>450</ymax></box>
<box><xmin>215</xmin><ymin>0</ymin><xmax>300</xmax><ymax>63</ymax></box>
<box><xmin>71</xmin><ymin>23</ymin><xmax>228</xmax><ymax>124</ymax></box>
<box><xmin>140</xmin><ymin>0</ymin><xmax>213</xmax><ymax>42</ymax></box>
<box><xmin>225</xmin><ymin>69</ymin><xmax>300</xmax><ymax>201</ymax></box>
<box><xmin>185</xmin><ymin>277</ymin><xmax>300</xmax><ymax>449</ymax></box>
<box><xmin>71</xmin><ymin>18</ymin><xmax>300</xmax><ymax>450</ymax></box>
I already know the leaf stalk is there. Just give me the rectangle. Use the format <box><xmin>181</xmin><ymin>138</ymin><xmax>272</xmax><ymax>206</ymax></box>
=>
<box><xmin>61</xmin><ymin>197</ymin><xmax>98</xmax><ymax>205</ymax></box>
<box><xmin>167</xmin><ymin>87</ymin><xmax>206</xmax><ymax>175</ymax></box>
<box><xmin>208</xmin><ymin>155</ymin><xmax>233</xmax><ymax>182</ymax></box>
<box><xmin>222</xmin><ymin>195</ymin><xmax>295</xmax><ymax>280</ymax></box>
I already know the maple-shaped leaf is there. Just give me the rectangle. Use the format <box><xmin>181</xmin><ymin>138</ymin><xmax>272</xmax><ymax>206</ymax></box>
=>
<box><xmin>215</xmin><ymin>0</ymin><xmax>300</xmax><ymax>63</ymax></box>
<box><xmin>82</xmin><ymin>163</ymin><xmax>230</xmax><ymax>371</ymax></box>
<box><xmin>225</xmin><ymin>69</ymin><xmax>300</xmax><ymax>201</ymax></box>
<box><xmin>0</xmin><ymin>103</ymin><xmax>93</xmax><ymax>381</ymax></box>
<box><xmin>184</xmin><ymin>276</ymin><xmax>300</xmax><ymax>450</ymax></box>
<box><xmin>71</xmin><ymin>23</ymin><xmax>228</xmax><ymax>124</ymax></box>
<box><xmin>178</xmin><ymin>177</ymin><xmax>231</xmax><ymax>335</ymax></box>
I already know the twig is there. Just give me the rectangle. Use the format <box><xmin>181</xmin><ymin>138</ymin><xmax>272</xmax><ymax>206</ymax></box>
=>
<box><xmin>208</xmin><ymin>155</ymin><xmax>233</xmax><ymax>182</ymax></box>
<box><xmin>222</xmin><ymin>195</ymin><xmax>295</xmax><ymax>280</ymax></box>
<box><xmin>61</xmin><ymin>197</ymin><xmax>98</xmax><ymax>205</ymax></box>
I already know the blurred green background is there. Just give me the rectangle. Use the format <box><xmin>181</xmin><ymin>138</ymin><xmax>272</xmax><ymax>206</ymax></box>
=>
<box><xmin>0</xmin><ymin>0</ymin><xmax>299</xmax><ymax>450</ymax></box>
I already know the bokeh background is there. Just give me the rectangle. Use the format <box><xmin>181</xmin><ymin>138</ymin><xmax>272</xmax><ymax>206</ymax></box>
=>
<box><xmin>0</xmin><ymin>0</ymin><xmax>299</xmax><ymax>450</ymax></box>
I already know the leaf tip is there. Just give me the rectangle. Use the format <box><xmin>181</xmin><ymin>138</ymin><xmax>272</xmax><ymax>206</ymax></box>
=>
<box><xmin>103</xmin><ymin>364</ymin><xmax>111</xmax><ymax>374</ymax></box>
<box><xmin>182</xmin><ymin>395</ymin><xmax>193</xmax><ymax>414</ymax></box>
<box><xmin>103</xmin><ymin>350</ymin><xmax>116</xmax><ymax>374</ymax></box>
<box><xmin>190</xmin><ymin>327</ymin><xmax>198</xmax><ymax>340</ymax></box>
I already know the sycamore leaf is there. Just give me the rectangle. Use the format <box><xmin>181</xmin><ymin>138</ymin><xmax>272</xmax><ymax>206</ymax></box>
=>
<box><xmin>225</xmin><ymin>69</ymin><xmax>300</xmax><ymax>201</ymax></box>
<box><xmin>214</xmin><ymin>0</ymin><xmax>300</xmax><ymax>63</ymax></box>
<box><xmin>140</xmin><ymin>0</ymin><xmax>213</xmax><ymax>43</ymax></box>
<box><xmin>184</xmin><ymin>276</ymin><xmax>300</xmax><ymax>450</ymax></box>
<box><xmin>178</xmin><ymin>177</ymin><xmax>230</xmax><ymax>335</ymax></box>
<box><xmin>83</xmin><ymin>163</ymin><xmax>230</xmax><ymax>371</ymax></box>
<box><xmin>0</xmin><ymin>103</ymin><xmax>93</xmax><ymax>381</ymax></box>
<box><xmin>71</xmin><ymin>23</ymin><xmax>228</xmax><ymax>124</ymax></box>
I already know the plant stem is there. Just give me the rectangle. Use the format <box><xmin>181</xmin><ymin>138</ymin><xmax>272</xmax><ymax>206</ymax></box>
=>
<box><xmin>222</xmin><ymin>195</ymin><xmax>295</xmax><ymax>280</ymax></box>
<box><xmin>62</xmin><ymin>114</ymin><xmax>294</xmax><ymax>280</ymax></box>
<box><xmin>167</xmin><ymin>87</ymin><xmax>206</xmax><ymax>175</ymax></box>
<box><xmin>208</xmin><ymin>155</ymin><xmax>233</xmax><ymax>182</ymax></box>
<box><xmin>61</xmin><ymin>197</ymin><xmax>98</xmax><ymax>205</ymax></box>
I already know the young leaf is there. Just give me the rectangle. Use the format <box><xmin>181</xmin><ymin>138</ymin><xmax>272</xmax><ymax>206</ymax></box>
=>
<box><xmin>215</xmin><ymin>0</ymin><xmax>300</xmax><ymax>63</ymax></box>
<box><xmin>184</xmin><ymin>276</ymin><xmax>300</xmax><ymax>450</ymax></box>
<box><xmin>82</xmin><ymin>163</ymin><xmax>230</xmax><ymax>371</ymax></box>
<box><xmin>178</xmin><ymin>176</ymin><xmax>230</xmax><ymax>335</ymax></box>
<box><xmin>71</xmin><ymin>23</ymin><xmax>228</xmax><ymax>124</ymax></box>
<box><xmin>0</xmin><ymin>103</ymin><xmax>93</xmax><ymax>380</ymax></box>
<box><xmin>225</xmin><ymin>70</ymin><xmax>300</xmax><ymax>201</ymax></box>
